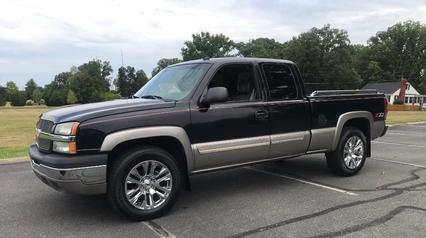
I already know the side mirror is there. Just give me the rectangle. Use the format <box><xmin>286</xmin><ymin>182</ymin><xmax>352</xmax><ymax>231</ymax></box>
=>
<box><xmin>200</xmin><ymin>87</ymin><xmax>228</xmax><ymax>107</ymax></box>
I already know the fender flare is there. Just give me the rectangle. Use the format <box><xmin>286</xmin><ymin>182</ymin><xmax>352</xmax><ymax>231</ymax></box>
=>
<box><xmin>100</xmin><ymin>126</ymin><xmax>194</xmax><ymax>172</ymax></box>
<box><xmin>332</xmin><ymin>111</ymin><xmax>373</xmax><ymax>151</ymax></box>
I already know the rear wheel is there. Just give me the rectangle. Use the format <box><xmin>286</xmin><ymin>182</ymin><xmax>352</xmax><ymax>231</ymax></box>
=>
<box><xmin>108</xmin><ymin>146</ymin><xmax>182</xmax><ymax>220</ymax></box>
<box><xmin>326</xmin><ymin>127</ymin><xmax>367</xmax><ymax>176</ymax></box>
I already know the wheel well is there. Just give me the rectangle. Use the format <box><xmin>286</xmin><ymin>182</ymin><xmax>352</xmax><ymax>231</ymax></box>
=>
<box><xmin>343</xmin><ymin>118</ymin><xmax>371</xmax><ymax>157</ymax></box>
<box><xmin>107</xmin><ymin>136</ymin><xmax>191</xmax><ymax>190</ymax></box>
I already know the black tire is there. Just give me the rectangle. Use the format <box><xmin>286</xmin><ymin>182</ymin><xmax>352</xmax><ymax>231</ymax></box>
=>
<box><xmin>326</xmin><ymin>127</ymin><xmax>367</xmax><ymax>177</ymax></box>
<box><xmin>108</xmin><ymin>146</ymin><xmax>182</xmax><ymax>221</ymax></box>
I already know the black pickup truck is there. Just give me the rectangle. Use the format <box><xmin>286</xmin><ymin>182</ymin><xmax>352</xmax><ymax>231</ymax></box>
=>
<box><xmin>30</xmin><ymin>57</ymin><xmax>388</xmax><ymax>220</ymax></box>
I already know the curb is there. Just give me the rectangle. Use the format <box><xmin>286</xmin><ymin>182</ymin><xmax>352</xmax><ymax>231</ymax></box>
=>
<box><xmin>0</xmin><ymin>157</ymin><xmax>29</xmax><ymax>165</ymax></box>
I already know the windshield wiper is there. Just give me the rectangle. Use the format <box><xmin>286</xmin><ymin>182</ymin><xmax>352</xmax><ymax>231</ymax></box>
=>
<box><xmin>140</xmin><ymin>95</ymin><xmax>164</xmax><ymax>100</ymax></box>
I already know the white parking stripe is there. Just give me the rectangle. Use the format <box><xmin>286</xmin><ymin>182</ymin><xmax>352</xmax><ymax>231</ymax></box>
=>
<box><xmin>245</xmin><ymin>167</ymin><xmax>358</xmax><ymax>196</ymax></box>
<box><xmin>407</xmin><ymin>122</ymin><xmax>426</xmax><ymax>126</ymax></box>
<box><xmin>143</xmin><ymin>221</ymin><xmax>176</xmax><ymax>238</ymax></box>
<box><xmin>372</xmin><ymin>141</ymin><xmax>426</xmax><ymax>148</ymax></box>
<box><xmin>386</xmin><ymin>132</ymin><xmax>426</xmax><ymax>137</ymax></box>
<box><xmin>372</xmin><ymin>158</ymin><xmax>426</xmax><ymax>169</ymax></box>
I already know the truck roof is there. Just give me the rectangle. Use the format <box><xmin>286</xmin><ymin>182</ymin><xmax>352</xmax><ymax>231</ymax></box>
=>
<box><xmin>173</xmin><ymin>57</ymin><xmax>296</xmax><ymax>67</ymax></box>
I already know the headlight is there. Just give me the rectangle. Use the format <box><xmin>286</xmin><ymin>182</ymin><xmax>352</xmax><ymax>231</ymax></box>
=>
<box><xmin>52</xmin><ymin>122</ymin><xmax>79</xmax><ymax>154</ymax></box>
<box><xmin>54</xmin><ymin>122</ymin><xmax>79</xmax><ymax>135</ymax></box>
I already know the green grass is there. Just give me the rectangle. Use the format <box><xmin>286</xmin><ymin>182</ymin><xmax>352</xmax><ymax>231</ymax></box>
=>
<box><xmin>0</xmin><ymin>147</ymin><xmax>28</xmax><ymax>159</ymax></box>
<box><xmin>0</xmin><ymin>106</ymin><xmax>425</xmax><ymax>159</ymax></box>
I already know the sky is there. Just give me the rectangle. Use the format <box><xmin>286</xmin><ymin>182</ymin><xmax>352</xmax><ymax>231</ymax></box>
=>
<box><xmin>1</xmin><ymin>0</ymin><xmax>426</xmax><ymax>89</ymax></box>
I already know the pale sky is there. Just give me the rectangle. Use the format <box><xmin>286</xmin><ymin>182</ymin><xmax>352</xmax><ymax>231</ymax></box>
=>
<box><xmin>1</xmin><ymin>0</ymin><xmax>426</xmax><ymax>89</ymax></box>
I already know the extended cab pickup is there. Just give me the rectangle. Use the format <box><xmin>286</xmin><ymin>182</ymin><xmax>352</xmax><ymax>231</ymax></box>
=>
<box><xmin>30</xmin><ymin>57</ymin><xmax>388</xmax><ymax>220</ymax></box>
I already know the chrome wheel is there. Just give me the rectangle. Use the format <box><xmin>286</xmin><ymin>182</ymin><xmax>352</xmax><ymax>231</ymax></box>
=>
<box><xmin>124</xmin><ymin>160</ymin><xmax>173</xmax><ymax>210</ymax></box>
<box><xmin>343</xmin><ymin>136</ymin><xmax>364</xmax><ymax>169</ymax></box>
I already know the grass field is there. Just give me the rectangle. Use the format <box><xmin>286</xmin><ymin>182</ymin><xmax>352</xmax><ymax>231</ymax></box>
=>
<box><xmin>0</xmin><ymin>107</ymin><xmax>425</xmax><ymax>159</ymax></box>
<box><xmin>0</xmin><ymin>107</ymin><xmax>50</xmax><ymax>159</ymax></box>
<box><xmin>386</xmin><ymin>111</ymin><xmax>426</xmax><ymax>125</ymax></box>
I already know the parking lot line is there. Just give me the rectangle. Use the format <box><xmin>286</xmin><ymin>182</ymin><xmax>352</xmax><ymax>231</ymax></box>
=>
<box><xmin>372</xmin><ymin>158</ymin><xmax>426</xmax><ymax>169</ymax></box>
<box><xmin>245</xmin><ymin>167</ymin><xmax>358</xmax><ymax>196</ymax></box>
<box><xmin>386</xmin><ymin>131</ymin><xmax>426</xmax><ymax>137</ymax></box>
<box><xmin>143</xmin><ymin>221</ymin><xmax>176</xmax><ymax>238</ymax></box>
<box><xmin>372</xmin><ymin>141</ymin><xmax>426</xmax><ymax>148</ymax></box>
<box><xmin>406</xmin><ymin>122</ymin><xmax>426</xmax><ymax>126</ymax></box>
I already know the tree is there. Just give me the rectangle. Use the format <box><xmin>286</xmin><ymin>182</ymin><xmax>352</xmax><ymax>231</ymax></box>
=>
<box><xmin>25</xmin><ymin>79</ymin><xmax>38</xmax><ymax>99</ymax></box>
<box><xmin>6</xmin><ymin>81</ymin><xmax>18</xmax><ymax>101</ymax></box>
<box><xmin>236</xmin><ymin>38</ymin><xmax>285</xmax><ymax>58</ymax></box>
<box><xmin>43</xmin><ymin>72</ymin><xmax>71</xmax><ymax>106</ymax></box>
<box><xmin>10</xmin><ymin>91</ymin><xmax>26</xmax><ymax>106</ymax></box>
<box><xmin>66</xmin><ymin>90</ymin><xmax>78</xmax><ymax>104</ymax></box>
<box><xmin>32</xmin><ymin>88</ymin><xmax>42</xmax><ymax>104</ymax></box>
<box><xmin>115</xmin><ymin>66</ymin><xmax>132</xmax><ymax>98</ymax></box>
<box><xmin>362</xmin><ymin>21</ymin><xmax>426</xmax><ymax>93</ymax></box>
<box><xmin>114</xmin><ymin>66</ymin><xmax>149</xmax><ymax>97</ymax></box>
<box><xmin>69</xmin><ymin>60</ymin><xmax>113</xmax><ymax>103</ymax></box>
<box><xmin>134</xmin><ymin>69</ymin><xmax>149</xmax><ymax>92</ymax></box>
<box><xmin>151</xmin><ymin>58</ymin><xmax>182</xmax><ymax>77</ymax></box>
<box><xmin>181</xmin><ymin>32</ymin><xmax>235</xmax><ymax>60</ymax></box>
<box><xmin>284</xmin><ymin>24</ymin><xmax>361</xmax><ymax>93</ymax></box>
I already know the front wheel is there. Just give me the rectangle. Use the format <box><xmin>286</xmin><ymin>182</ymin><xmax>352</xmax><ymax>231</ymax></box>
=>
<box><xmin>108</xmin><ymin>146</ymin><xmax>182</xmax><ymax>220</ymax></box>
<box><xmin>326</xmin><ymin>127</ymin><xmax>367</xmax><ymax>177</ymax></box>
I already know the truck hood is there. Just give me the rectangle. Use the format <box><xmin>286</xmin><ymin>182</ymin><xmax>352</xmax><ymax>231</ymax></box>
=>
<box><xmin>40</xmin><ymin>99</ymin><xmax>176</xmax><ymax>123</ymax></box>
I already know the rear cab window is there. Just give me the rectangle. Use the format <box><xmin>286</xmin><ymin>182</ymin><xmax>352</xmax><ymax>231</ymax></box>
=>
<box><xmin>261</xmin><ymin>63</ymin><xmax>298</xmax><ymax>101</ymax></box>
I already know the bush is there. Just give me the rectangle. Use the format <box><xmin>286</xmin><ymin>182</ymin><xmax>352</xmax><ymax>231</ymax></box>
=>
<box><xmin>0</xmin><ymin>87</ymin><xmax>6</xmax><ymax>106</ymax></box>
<box><xmin>10</xmin><ymin>91</ymin><xmax>26</xmax><ymax>106</ymax></box>
<box><xmin>393</xmin><ymin>99</ymin><xmax>403</xmax><ymax>105</ymax></box>
<box><xmin>100</xmin><ymin>91</ymin><xmax>122</xmax><ymax>101</ymax></box>
<box><xmin>45</xmin><ymin>90</ymin><xmax>67</xmax><ymax>106</ymax></box>
<box><xmin>26</xmin><ymin>99</ymin><xmax>35</xmax><ymax>106</ymax></box>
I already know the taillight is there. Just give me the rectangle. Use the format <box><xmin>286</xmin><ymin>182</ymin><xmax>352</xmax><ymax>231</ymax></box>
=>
<box><xmin>383</xmin><ymin>97</ymin><xmax>388</xmax><ymax>120</ymax></box>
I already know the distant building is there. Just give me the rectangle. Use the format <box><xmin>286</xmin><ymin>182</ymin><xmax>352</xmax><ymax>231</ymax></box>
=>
<box><xmin>362</xmin><ymin>80</ymin><xmax>425</xmax><ymax>105</ymax></box>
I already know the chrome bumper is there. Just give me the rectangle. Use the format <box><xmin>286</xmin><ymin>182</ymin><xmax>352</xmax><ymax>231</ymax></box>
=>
<box><xmin>31</xmin><ymin>160</ymin><xmax>107</xmax><ymax>195</ymax></box>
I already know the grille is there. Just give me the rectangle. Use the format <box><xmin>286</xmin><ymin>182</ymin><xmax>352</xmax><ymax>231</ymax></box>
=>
<box><xmin>37</xmin><ymin>119</ymin><xmax>54</xmax><ymax>133</ymax></box>
<box><xmin>36</xmin><ymin>119</ymin><xmax>54</xmax><ymax>152</ymax></box>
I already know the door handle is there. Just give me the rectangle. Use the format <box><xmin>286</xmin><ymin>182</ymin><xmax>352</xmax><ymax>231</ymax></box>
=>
<box><xmin>255</xmin><ymin>110</ymin><xmax>269</xmax><ymax>120</ymax></box>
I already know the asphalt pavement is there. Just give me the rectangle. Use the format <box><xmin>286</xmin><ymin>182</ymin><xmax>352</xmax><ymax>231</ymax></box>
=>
<box><xmin>1</xmin><ymin>123</ymin><xmax>425</xmax><ymax>238</ymax></box>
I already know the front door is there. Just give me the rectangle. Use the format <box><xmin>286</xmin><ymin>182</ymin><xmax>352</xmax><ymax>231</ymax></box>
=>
<box><xmin>189</xmin><ymin>63</ymin><xmax>269</xmax><ymax>171</ymax></box>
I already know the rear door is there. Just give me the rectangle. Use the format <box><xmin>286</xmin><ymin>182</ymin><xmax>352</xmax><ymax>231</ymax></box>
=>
<box><xmin>260</xmin><ymin>63</ymin><xmax>311</xmax><ymax>158</ymax></box>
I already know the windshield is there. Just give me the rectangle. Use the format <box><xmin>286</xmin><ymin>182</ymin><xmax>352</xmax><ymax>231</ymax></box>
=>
<box><xmin>134</xmin><ymin>63</ymin><xmax>210</xmax><ymax>101</ymax></box>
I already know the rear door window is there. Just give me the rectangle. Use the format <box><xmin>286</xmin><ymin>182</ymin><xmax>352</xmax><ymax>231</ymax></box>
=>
<box><xmin>262</xmin><ymin>64</ymin><xmax>298</xmax><ymax>100</ymax></box>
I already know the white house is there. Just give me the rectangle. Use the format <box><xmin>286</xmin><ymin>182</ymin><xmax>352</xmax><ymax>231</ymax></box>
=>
<box><xmin>362</xmin><ymin>81</ymin><xmax>425</xmax><ymax>105</ymax></box>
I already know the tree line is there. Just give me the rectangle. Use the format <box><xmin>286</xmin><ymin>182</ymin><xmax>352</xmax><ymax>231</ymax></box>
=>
<box><xmin>1</xmin><ymin>20</ymin><xmax>425</xmax><ymax>106</ymax></box>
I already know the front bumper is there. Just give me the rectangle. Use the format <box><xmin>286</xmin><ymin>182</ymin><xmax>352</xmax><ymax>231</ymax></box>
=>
<box><xmin>29</xmin><ymin>144</ymin><xmax>107</xmax><ymax>195</ymax></box>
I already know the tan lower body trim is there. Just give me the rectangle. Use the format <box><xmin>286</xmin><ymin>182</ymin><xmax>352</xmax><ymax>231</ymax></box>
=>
<box><xmin>194</xmin><ymin>136</ymin><xmax>270</xmax><ymax>154</ymax></box>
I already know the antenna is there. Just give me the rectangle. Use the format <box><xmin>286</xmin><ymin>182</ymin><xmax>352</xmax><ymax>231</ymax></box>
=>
<box><xmin>121</xmin><ymin>49</ymin><xmax>124</xmax><ymax>67</ymax></box>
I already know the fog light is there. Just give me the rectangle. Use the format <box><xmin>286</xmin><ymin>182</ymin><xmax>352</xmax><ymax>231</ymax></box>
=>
<box><xmin>53</xmin><ymin>141</ymin><xmax>77</xmax><ymax>154</ymax></box>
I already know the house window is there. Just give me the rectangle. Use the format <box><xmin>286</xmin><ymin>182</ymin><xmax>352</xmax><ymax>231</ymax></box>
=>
<box><xmin>405</xmin><ymin>97</ymin><xmax>409</xmax><ymax>103</ymax></box>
